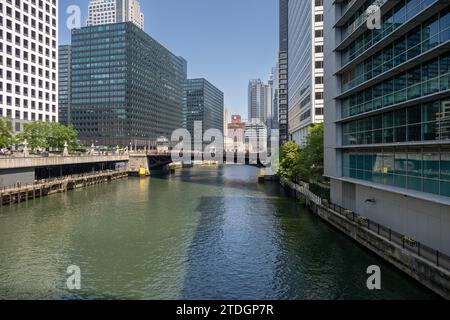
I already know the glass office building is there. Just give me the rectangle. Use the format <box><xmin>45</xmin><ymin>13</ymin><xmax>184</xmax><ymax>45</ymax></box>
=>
<box><xmin>70</xmin><ymin>23</ymin><xmax>187</xmax><ymax>147</ymax></box>
<box><xmin>324</xmin><ymin>0</ymin><xmax>450</xmax><ymax>254</ymax></box>
<box><xmin>58</xmin><ymin>45</ymin><xmax>71</xmax><ymax>126</ymax></box>
<box><xmin>184</xmin><ymin>78</ymin><xmax>224</xmax><ymax>147</ymax></box>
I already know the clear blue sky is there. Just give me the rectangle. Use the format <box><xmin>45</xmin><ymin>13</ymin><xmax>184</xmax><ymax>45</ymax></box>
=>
<box><xmin>59</xmin><ymin>0</ymin><xmax>279</xmax><ymax>120</ymax></box>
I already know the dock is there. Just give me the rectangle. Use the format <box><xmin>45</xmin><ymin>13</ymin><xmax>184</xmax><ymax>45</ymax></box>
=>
<box><xmin>0</xmin><ymin>170</ymin><xmax>128</xmax><ymax>206</ymax></box>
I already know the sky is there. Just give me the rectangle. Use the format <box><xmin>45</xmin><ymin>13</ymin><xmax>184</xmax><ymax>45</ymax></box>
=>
<box><xmin>59</xmin><ymin>0</ymin><xmax>279</xmax><ymax>120</ymax></box>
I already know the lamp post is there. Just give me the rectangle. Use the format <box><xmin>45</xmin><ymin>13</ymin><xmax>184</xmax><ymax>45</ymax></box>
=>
<box><xmin>23</xmin><ymin>139</ymin><xmax>29</xmax><ymax>158</ymax></box>
<box><xmin>63</xmin><ymin>141</ymin><xmax>69</xmax><ymax>157</ymax></box>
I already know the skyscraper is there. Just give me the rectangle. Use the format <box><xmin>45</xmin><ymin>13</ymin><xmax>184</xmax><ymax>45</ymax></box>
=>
<box><xmin>278</xmin><ymin>0</ymin><xmax>289</xmax><ymax>145</ymax></box>
<box><xmin>70</xmin><ymin>23</ymin><xmax>186</xmax><ymax>147</ymax></box>
<box><xmin>288</xmin><ymin>0</ymin><xmax>324</xmax><ymax>146</ymax></box>
<box><xmin>184</xmin><ymin>78</ymin><xmax>224</xmax><ymax>147</ymax></box>
<box><xmin>272</xmin><ymin>65</ymin><xmax>280</xmax><ymax>130</ymax></box>
<box><xmin>248</xmin><ymin>79</ymin><xmax>270</xmax><ymax>124</ymax></box>
<box><xmin>324</xmin><ymin>0</ymin><xmax>450</xmax><ymax>255</ymax></box>
<box><xmin>0</xmin><ymin>0</ymin><xmax>59</xmax><ymax>132</ymax></box>
<box><xmin>87</xmin><ymin>0</ymin><xmax>144</xmax><ymax>30</ymax></box>
<box><xmin>266</xmin><ymin>73</ymin><xmax>274</xmax><ymax>130</ymax></box>
<box><xmin>58</xmin><ymin>45</ymin><xmax>71</xmax><ymax>126</ymax></box>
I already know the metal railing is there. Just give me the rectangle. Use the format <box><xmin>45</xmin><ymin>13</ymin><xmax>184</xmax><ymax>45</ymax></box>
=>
<box><xmin>323</xmin><ymin>201</ymin><xmax>450</xmax><ymax>271</ymax></box>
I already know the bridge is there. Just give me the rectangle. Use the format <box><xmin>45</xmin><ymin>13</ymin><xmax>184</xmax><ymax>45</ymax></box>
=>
<box><xmin>129</xmin><ymin>151</ymin><xmax>271</xmax><ymax>172</ymax></box>
<box><xmin>0</xmin><ymin>151</ymin><xmax>272</xmax><ymax>188</ymax></box>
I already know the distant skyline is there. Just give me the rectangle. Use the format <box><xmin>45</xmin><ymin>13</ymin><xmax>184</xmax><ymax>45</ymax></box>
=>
<box><xmin>59</xmin><ymin>0</ymin><xmax>279</xmax><ymax>120</ymax></box>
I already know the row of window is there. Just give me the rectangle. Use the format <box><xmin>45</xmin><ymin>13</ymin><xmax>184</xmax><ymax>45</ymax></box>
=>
<box><xmin>0</xmin><ymin>84</ymin><xmax>56</xmax><ymax>100</ymax></box>
<box><xmin>340</xmin><ymin>0</ymin><xmax>445</xmax><ymax>66</ymax></box>
<box><xmin>0</xmin><ymin>94</ymin><xmax>56</xmax><ymax>111</ymax></box>
<box><xmin>0</xmin><ymin>108</ymin><xmax>56</xmax><ymax>122</ymax></box>
<box><xmin>1</xmin><ymin>18</ymin><xmax>56</xmax><ymax>48</ymax></box>
<box><xmin>341</xmin><ymin>0</ymin><xmax>388</xmax><ymax>40</ymax></box>
<box><xmin>341</xmin><ymin>54</ymin><xmax>450</xmax><ymax>119</ymax></box>
<box><xmin>0</xmin><ymin>56</ymin><xmax>56</xmax><ymax>81</ymax></box>
<box><xmin>342</xmin><ymin>100</ymin><xmax>450</xmax><ymax>145</ymax></box>
<box><xmin>343</xmin><ymin>147</ymin><xmax>450</xmax><ymax>197</ymax></box>
<box><xmin>342</xmin><ymin>11</ymin><xmax>450</xmax><ymax>92</ymax></box>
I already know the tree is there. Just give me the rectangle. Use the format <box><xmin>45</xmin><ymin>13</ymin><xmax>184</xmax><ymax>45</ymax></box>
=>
<box><xmin>278</xmin><ymin>141</ymin><xmax>301</xmax><ymax>180</ymax></box>
<box><xmin>47</xmin><ymin>123</ymin><xmax>80</xmax><ymax>151</ymax></box>
<box><xmin>17</xmin><ymin>121</ymin><xmax>51</xmax><ymax>151</ymax></box>
<box><xmin>297</xmin><ymin>123</ymin><xmax>324</xmax><ymax>182</ymax></box>
<box><xmin>17</xmin><ymin>121</ymin><xmax>80</xmax><ymax>152</ymax></box>
<box><xmin>0</xmin><ymin>117</ymin><xmax>14</xmax><ymax>149</ymax></box>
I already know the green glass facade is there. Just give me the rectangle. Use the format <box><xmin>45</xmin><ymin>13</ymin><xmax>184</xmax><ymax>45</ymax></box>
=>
<box><xmin>343</xmin><ymin>146</ymin><xmax>450</xmax><ymax>197</ymax></box>
<box><xmin>184</xmin><ymin>78</ymin><xmax>224</xmax><ymax>146</ymax></box>
<box><xmin>70</xmin><ymin>23</ymin><xmax>187</xmax><ymax>147</ymax></box>
<box><xmin>337</xmin><ymin>0</ymin><xmax>450</xmax><ymax>199</ymax></box>
<box><xmin>341</xmin><ymin>8</ymin><xmax>450</xmax><ymax>93</ymax></box>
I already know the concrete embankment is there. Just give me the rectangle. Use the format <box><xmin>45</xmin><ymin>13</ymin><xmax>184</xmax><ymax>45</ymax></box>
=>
<box><xmin>280</xmin><ymin>177</ymin><xmax>450</xmax><ymax>300</ymax></box>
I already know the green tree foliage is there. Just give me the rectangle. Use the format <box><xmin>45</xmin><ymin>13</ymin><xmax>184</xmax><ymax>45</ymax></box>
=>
<box><xmin>17</xmin><ymin>122</ymin><xmax>80</xmax><ymax>151</ymax></box>
<box><xmin>278</xmin><ymin>141</ymin><xmax>301</xmax><ymax>180</ymax></box>
<box><xmin>0</xmin><ymin>117</ymin><xmax>14</xmax><ymax>149</ymax></box>
<box><xmin>278</xmin><ymin>123</ymin><xmax>324</xmax><ymax>182</ymax></box>
<box><xmin>296</xmin><ymin>123</ymin><xmax>324</xmax><ymax>182</ymax></box>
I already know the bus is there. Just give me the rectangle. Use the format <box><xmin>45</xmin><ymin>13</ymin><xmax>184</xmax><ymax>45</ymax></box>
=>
<box><xmin>156</xmin><ymin>136</ymin><xmax>170</xmax><ymax>154</ymax></box>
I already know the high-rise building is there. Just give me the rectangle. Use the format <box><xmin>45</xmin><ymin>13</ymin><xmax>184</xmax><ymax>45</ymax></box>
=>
<box><xmin>324</xmin><ymin>0</ymin><xmax>450</xmax><ymax>255</ymax></box>
<box><xmin>266</xmin><ymin>73</ymin><xmax>274</xmax><ymax>130</ymax></box>
<box><xmin>87</xmin><ymin>0</ymin><xmax>144</xmax><ymax>30</ymax></box>
<box><xmin>0</xmin><ymin>0</ymin><xmax>58</xmax><ymax>132</ymax></box>
<box><xmin>288</xmin><ymin>0</ymin><xmax>324</xmax><ymax>146</ymax></box>
<box><xmin>184</xmin><ymin>78</ymin><xmax>224</xmax><ymax>147</ymax></box>
<box><xmin>248</xmin><ymin>79</ymin><xmax>271</xmax><ymax>124</ymax></box>
<box><xmin>70</xmin><ymin>22</ymin><xmax>186</xmax><ymax>147</ymax></box>
<box><xmin>278</xmin><ymin>0</ymin><xmax>289</xmax><ymax>146</ymax></box>
<box><xmin>272</xmin><ymin>65</ymin><xmax>280</xmax><ymax>130</ymax></box>
<box><xmin>58</xmin><ymin>45</ymin><xmax>71</xmax><ymax>126</ymax></box>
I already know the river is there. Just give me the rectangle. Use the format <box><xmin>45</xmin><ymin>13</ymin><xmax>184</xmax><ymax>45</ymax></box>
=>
<box><xmin>0</xmin><ymin>165</ymin><xmax>438</xmax><ymax>299</ymax></box>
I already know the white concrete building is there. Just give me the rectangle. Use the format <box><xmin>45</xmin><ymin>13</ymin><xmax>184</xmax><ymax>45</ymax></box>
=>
<box><xmin>324</xmin><ymin>0</ymin><xmax>450</xmax><ymax>255</ymax></box>
<box><xmin>0</xmin><ymin>0</ymin><xmax>58</xmax><ymax>132</ymax></box>
<box><xmin>87</xmin><ymin>0</ymin><xmax>144</xmax><ymax>30</ymax></box>
<box><xmin>288</xmin><ymin>0</ymin><xmax>324</xmax><ymax>146</ymax></box>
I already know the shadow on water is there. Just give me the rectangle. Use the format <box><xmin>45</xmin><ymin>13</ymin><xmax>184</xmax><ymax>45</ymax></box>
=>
<box><xmin>178</xmin><ymin>168</ymin><xmax>439</xmax><ymax>300</ymax></box>
<box><xmin>152</xmin><ymin>165</ymin><xmax>264</xmax><ymax>193</ymax></box>
<box><xmin>0</xmin><ymin>166</ymin><xmax>440</xmax><ymax>300</ymax></box>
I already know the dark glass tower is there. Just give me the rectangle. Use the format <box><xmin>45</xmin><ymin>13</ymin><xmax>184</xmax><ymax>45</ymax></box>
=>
<box><xmin>70</xmin><ymin>23</ymin><xmax>187</xmax><ymax>147</ymax></box>
<box><xmin>184</xmin><ymin>79</ymin><xmax>224</xmax><ymax>147</ymax></box>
